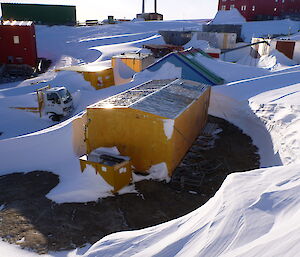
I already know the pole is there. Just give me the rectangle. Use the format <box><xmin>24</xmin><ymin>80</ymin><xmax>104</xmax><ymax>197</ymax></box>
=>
<box><xmin>142</xmin><ymin>0</ymin><xmax>145</xmax><ymax>13</ymax></box>
<box><xmin>154</xmin><ymin>0</ymin><xmax>157</xmax><ymax>13</ymax></box>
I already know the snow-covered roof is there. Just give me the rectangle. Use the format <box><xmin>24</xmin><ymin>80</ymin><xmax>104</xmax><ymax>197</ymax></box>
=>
<box><xmin>112</xmin><ymin>52</ymin><xmax>153</xmax><ymax>60</ymax></box>
<box><xmin>57</xmin><ymin>63</ymin><xmax>112</xmax><ymax>72</ymax></box>
<box><xmin>1</xmin><ymin>20</ymin><xmax>33</xmax><ymax>26</ymax></box>
<box><xmin>210</xmin><ymin>8</ymin><xmax>246</xmax><ymax>25</ymax></box>
<box><xmin>90</xmin><ymin>78</ymin><xmax>210</xmax><ymax>119</ymax></box>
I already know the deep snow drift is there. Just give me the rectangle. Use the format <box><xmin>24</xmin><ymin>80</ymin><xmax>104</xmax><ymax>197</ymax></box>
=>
<box><xmin>1</xmin><ymin>19</ymin><xmax>300</xmax><ymax>257</ymax></box>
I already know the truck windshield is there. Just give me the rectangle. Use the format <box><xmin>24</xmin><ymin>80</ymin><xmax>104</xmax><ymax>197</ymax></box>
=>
<box><xmin>57</xmin><ymin>88</ymin><xmax>72</xmax><ymax>104</ymax></box>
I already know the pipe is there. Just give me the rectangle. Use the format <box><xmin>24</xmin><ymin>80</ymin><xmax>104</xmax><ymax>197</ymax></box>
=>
<box><xmin>154</xmin><ymin>0</ymin><xmax>157</xmax><ymax>13</ymax></box>
<box><xmin>142</xmin><ymin>0</ymin><xmax>145</xmax><ymax>13</ymax></box>
<box><xmin>221</xmin><ymin>40</ymin><xmax>271</xmax><ymax>54</ymax></box>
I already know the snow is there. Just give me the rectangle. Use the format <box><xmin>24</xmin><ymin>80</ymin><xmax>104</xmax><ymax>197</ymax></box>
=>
<box><xmin>131</xmin><ymin>163</ymin><xmax>171</xmax><ymax>183</ymax></box>
<box><xmin>282</xmin><ymin>31</ymin><xmax>300</xmax><ymax>41</ymax></box>
<box><xmin>1</xmin><ymin>18</ymin><xmax>300</xmax><ymax>257</ymax></box>
<box><xmin>76</xmin><ymin>63</ymin><xmax>300</xmax><ymax>257</ymax></box>
<box><xmin>134</xmin><ymin>62</ymin><xmax>182</xmax><ymax>82</ymax></box>
<box><xmin>148</xmin><ymin>163</ymin><xmax>170</xmax><ymax>182</ymax></box>
<box><xmin>36</xmin><ymin>21</ymin><xmax>203</xmax><ymax>64</ymax></box>
<box><xmin>82</xmin><ymin>163</ymin><xmax>300</xmax><ymax>257</ymax></box>
<box><xmin>237</xmin><ymin>50</ymin><xmax>297</xmax><ymax>70</ymax></box>
<box><xmin>210</xmin><ymin>10</ymin><xmax>300</xmax><ymax>43</ymax></box>
<box><xmin>242</xmin><ymin>19</ymin><xmax>300</xmax><ymax>43</ymax></box>
<box><xmin>211</xmin><ymin>8</ymin><xmax>246</xmax><ymax>25</ymax></box>
<box><xmin>192</xmin><ymin>52</ymin><xmax>270</xmax><ymax>82</ymax></box>
<box><xmin>163</xmin><ymin>119</ymin><xmax>175</xmax><ymax>140</ymax></box>
<box><xmin>183</xmin><ymin>33</ymin><xmax>210</xmax><ymax>50</ymax></box>
<box><xmin>49</xmin><ymin>164</ymin><xmax>114</xmax><ymax>203</ymax></box>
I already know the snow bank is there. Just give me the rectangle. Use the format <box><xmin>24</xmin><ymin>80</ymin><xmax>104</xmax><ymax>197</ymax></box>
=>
<box><xmin>237</xmin><ymin>49</ymin><xmax>297</xmax><ymax>70</ymax></box>
<box><xmin>134</xmin><ymin>62</ymin><xmax>182</xmax><ymax>82</ymax></box>
<box><xmin>193</xmin><ymin>53</ymin><xmax>270</xmax><ymax>82</ymax></box>
<box><xmin>242</xmin><ymin>19</ymin><xmax>300</xmax><ymax>43</ymax></box>
<box><xmin>81</xmin><ymin>162</ymin><xmax>300</xmax><ymax>257</ymax></box>
<box><xmin>184</xmin><ymin>33</ymin><xmax>210</xmax><ymax>50</ymax></box>
<box><xmin>36</xmin><ymin>20</ymin><xmax>203</xmax><ymax>64</ymax></box>
<box><xmin>210</xmin><ymin>8</ymin><xmax>246</xmax><ymax>25</ymax></box>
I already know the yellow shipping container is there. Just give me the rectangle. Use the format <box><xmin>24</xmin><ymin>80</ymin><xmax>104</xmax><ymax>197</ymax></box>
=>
<box><xmin>79</xmin><ymin>149</ymin><xmax>132</xmax><ymax>192</ymax></box>
<box><xmin>84</xmin><ymin>78</ymin><xmax>211</xmax><ymax>176</ymax></box>
<box><xmin>112</xmin><ymin>52</ymin><xmax>155</xmax><ymax>72</ymax></box>
<box><xmin>57</xmin><ymin>64</ymin><xmax>115</xmax><ymax>90</ymax></box>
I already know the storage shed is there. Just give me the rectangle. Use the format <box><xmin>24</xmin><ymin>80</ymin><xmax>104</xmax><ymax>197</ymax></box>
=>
<box><xmin>196</xmin><ymin>32</ymin><xmax>237</xmax><ymax>50</ymax></box>
<box><xmin>146</xmin><ymin>48</ymin><xmax>225</xmax><ymax>85</ymax></box>
<box><xmin>83</xmin><ymin>78</ymin><xmax>211</xmax><ymax>177</ymax></box>
<box><xmin>0</xmin><ymin>20</ymin><xmax>37</xmax><ymax>67</ymax></box>
<box><xmin>112</xmin><ymin>52</ymin><xmax>155</xmax><ymax>72</ymax></box>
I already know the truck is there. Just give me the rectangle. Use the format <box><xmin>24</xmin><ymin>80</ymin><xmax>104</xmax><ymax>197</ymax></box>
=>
<box><xmin>39</xmin><ymin>86</ymin><xmax>74</xmax><ymax>121</ymax></box>
<box><xmin>12</xmin><ymin>85</ymin><xmax>74</xmax><ymax>121</ymax></box>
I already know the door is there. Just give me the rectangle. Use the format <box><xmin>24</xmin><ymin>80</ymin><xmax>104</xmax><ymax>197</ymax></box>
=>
<box><xmin>276</xmin><ymin>41</ymin><xmax>295</xmax><ymax>59</ymax></box>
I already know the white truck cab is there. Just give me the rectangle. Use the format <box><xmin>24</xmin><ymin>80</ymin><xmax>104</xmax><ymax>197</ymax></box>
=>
<box><xmin>43</xmin><ymin>87</ymin><xmax>74</xmax><ymax>121</ymax></box>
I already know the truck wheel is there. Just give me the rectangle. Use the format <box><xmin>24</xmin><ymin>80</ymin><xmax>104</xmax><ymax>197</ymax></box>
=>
<box><xmin>49</xmin><ymin>114</ymin><xmax>61</xmax><ymax>122</ymax></box>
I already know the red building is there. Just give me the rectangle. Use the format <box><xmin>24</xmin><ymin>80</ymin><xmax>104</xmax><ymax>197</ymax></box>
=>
<box><xmin>218</xmin><ymin>0</ymin><xmax>300</xmax><ymax>21</ymax></box>
<box><xmin>0</xmin><ymin>20</ymin><xmax>37</xmax><ymax>67</ymax></box>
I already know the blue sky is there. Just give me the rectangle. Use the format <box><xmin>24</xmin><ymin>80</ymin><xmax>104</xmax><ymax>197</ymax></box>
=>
<box><xmin>0</xmin><ymin>0</ymin><xmax>219</xmax><ymax>21</ymax></box>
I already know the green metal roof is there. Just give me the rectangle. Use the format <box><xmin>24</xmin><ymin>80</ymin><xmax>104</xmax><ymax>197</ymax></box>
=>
<box><xmin>177</xmin><ymin>49</ymin><xmax>225</xmax><ymax>85</ymax></box>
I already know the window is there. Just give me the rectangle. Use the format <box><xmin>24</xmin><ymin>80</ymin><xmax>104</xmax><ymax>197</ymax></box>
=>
<box><xmin>241</xmin><ymin>5</ymin><xmax>247</xmax><ymax>11</ymax></box>
<box><xmin>47</xmin><ymin>93</ymin><xmax>60</xmax><ymax>104</ymax></box>
<box><xmin>15</xmin><ymin>57</ymin><xmax>23</xmax><ymax>64</ymax></box>
<box><xmin>13</xmin><ymin>36</ymin><xmax>20</xmax><ymax>44</ymax></box>
<box><xmin>7</xmin><ymin>56</ymin><xmax>14</xmax><ymax>63</ymax></box>
<box><xmin>230</xmin><ymin>5</ymin><xmax>235</xmax><ymax>9</ymax></box>
<box><xmin>274</xmin><ymin>7</ymin><xmax>277</xmax><ymax>11</ymax></box>
<box><xmin>252</xmin><ymin>5</ymin><xmax>256</xmax><ymax>11</ymax></box>
<box><xmin>222</xmin><ymin>0</ymin><xmax>227</xmax><ymax>2</ymax></box>
<box><xmin>221</xmin><ymin>5</ymin><xmax>226</xmax><ymax>10</ymax></box>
